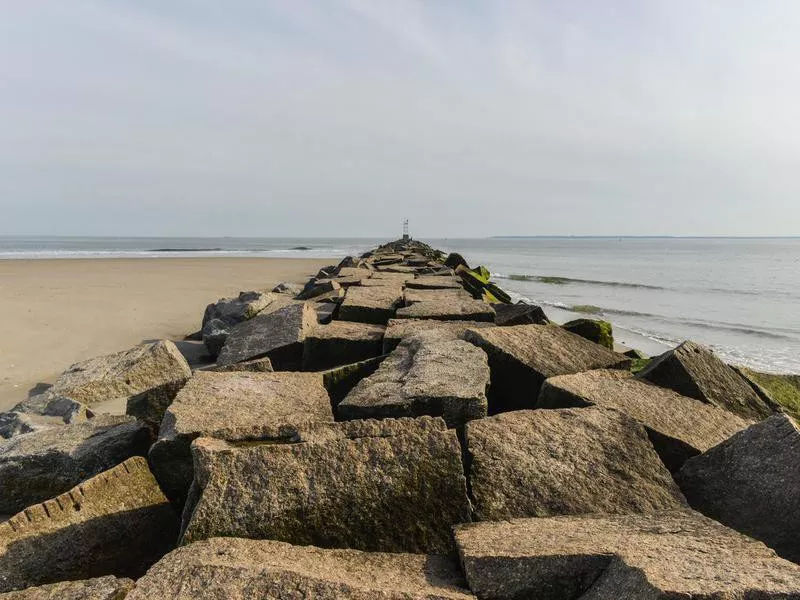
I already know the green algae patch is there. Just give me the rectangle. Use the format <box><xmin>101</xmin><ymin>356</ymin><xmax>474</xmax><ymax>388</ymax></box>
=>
<box><xmin>740</xmin><ymin>368</ymin><xmax>800</xmax><ymax>421</ymax></box>
<box><xmin>570</xmin><ymin>305</ymin><xmax>603</xmax><ymax>315</ymax></box>
<box><xmin>508</xmin><ymin>274</ymin><xmax>533</xmax><ymax>282</ymax></box>
<box><xmin>563</xmin><ymin>318</ymin><xmax>614</xmax><ymax>350</ymax></box>
<box><xmin>538</xmin><ymin>276</ymin><xmax>570</xmax><ymax>285</ymax></box>
<box><xmin>630</xmin><ymin>357</ymin><xmax>652</xmax><ymax>374</ymax></box>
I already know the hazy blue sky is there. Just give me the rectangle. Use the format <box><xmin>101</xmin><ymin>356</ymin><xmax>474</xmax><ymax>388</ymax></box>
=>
<box><xmin>2</xmin><ymin>1</ymin><xmax>799</xmax><ymax>237</ymax></box>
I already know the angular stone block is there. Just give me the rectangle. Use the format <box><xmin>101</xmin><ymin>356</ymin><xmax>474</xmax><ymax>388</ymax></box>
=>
<box><xmin>301</xmin><ymin>321</ymin><xmax>385</xmax><ymax>371</ymax></box>
<box><xmin>296</xmin><ymin>278</ymin><xmax>341</xmax><ymax>300</ymax></box>
<box><xmin>405</xmin><ymin>276</ymin><xmax>463</xmax><ymax>290</ymax></box>
<box><xmin>454</xmin><ymin>510</ymin><xmax>800</xmax><ymax>600</ymax></box>
<box><xmin>493</xmin><ymin>303</ymin><xmax>549</xmax><ymax>326</ymax></box>
<box><xmin>0</xmin><ymin>576</ymin><xmax>133</xmax><ymax>599</ymax></box>
<box><xmin>0</xmin><ymin>393</ymin><xmax>91</xmax><ymax>440</ymax></box>
<box><xmin>339</xmin><ymin>331</ymin><xmax>489</xmax><ymax>428</ymax></box>
<box><xmin>215</xmin><ymin>302</ymin><xmax>316</xmax><ymax>369</ymax></box>
<box><xmin>677</xmin><ymin>414</ymin><xmax>800</xmax><ymax>563</ymax></box>
<box><xmin>465</xmin><ymin>407</ymin><xmax>686</xmax><ymax>521</ymax></box>
<box><xmin>0</xmin><ymin>416</ymin><xmax>152</xmax><ymax>515</ymax></box>
<box><xmin>338</xmin><ymin>285</ymin><xmax>403</xmax><ymax>325</ymax></box>
<box><xmin>201</xmin><ymin>290</ymin><xmax>275</xmax><ymax>329</ymax></box>
<box><xmin>150</xmin><ymin>371</ymin><xmax>333</xmax><ymax>506</ymax></box>
<box><xmin>395</xmin><ymin>299</ymin><xmax>495</xmax><ymax>322</ymax></box>
<box><xmin>464</xmin><ymin>325</ymin><xmax>630</xmax><ymax>413</ymax></box>
<box><xmin>562</xmin><ymin>318</ymin><xmax>613</xmax><ymax>349</ymax></box>
<box><xmin>321</xmin><ymin>355</ymin><xmax>387</xmax><ymax>407</ymax></box>
<box><xmin>201</xmin><ymin>356</ymin><xmax>274</xmax><ymax>373</ymax></box>
<box><xmin>181</xmin><ymin>417</ymin><xmax>471</xmax><ymax>554</ymax></box>
<box><xmin>127</xmin><ymin>537</ymin><xmax>473</xmax><ymax>599</ymax></box>
<box><xmin>382</xmin><ymin>319</ymin><xmax>495</xmax><ymax>353</ymax></box>
<box><xmin>0</xmin><ymin>457</ymin><xmax>176</xmax><ymax>593</ymax></box>
<box><xmin>638</xmin><ymin>340</ymin><xmax>775</xmax><ymax>420</ymax></box>
<box><xmin>403</xmin><ymin>288</ymin><xmax>471</xmax><ymax>306</ymax></box>
<box><xmin>538</xmin><ymin>369</ymin><xmax>751</xmax><ymax>472</ymax></box>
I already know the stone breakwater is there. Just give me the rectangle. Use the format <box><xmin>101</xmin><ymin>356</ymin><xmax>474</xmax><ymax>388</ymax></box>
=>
<box><xmin>0</xmin><ymin>238</ymin><xmax>799</xmax><ymax>598</ymax></box>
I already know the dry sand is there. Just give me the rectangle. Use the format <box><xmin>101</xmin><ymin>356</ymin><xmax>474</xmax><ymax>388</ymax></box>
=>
<box><xmin>0</xmin><ymin>257</ymin><xmax>328</xmax><ymax>411</ymax></box>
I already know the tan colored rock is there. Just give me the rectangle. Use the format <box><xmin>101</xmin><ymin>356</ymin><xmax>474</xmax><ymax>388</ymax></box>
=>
<box><xmin>0</xmin><ymin>576</ymin><xmax>133</xmax><ymax>599</ymax></box>
<box><xmin>338</xmin><ymin>285</ymin><xmax>403</xmax><ymax>325</ymax></box>
<box><xmin>405</xmin><ymin>276</ymin><xmax>463</xmax><ymax>290</ymax></box>
<box><xmin>321</xmin><ymin>356</ymin><xmax>387</xmax><ymax>407</ymax></box>
<box><xmin>127</xmin><ymin>537</ymin><xmax>473</xmax><ymax>599</ymax></box>
<box><xmin>382</xmin><ymin>318</ymin><xmax>495</xmax><ymax>353</ymax></box>
<box><xmin>538</xmin><ymin>369</ymin><xmax>751</xmax><ymax>472</ymax></box>
<box><xmin>395</xmin><ymin>299</ymin><xmax>495</xmax><ymax>322</ymax></box>
<box><xmin>181</xmin><ymin>417</ymin><xmax>471</xmax><ymax>554</ymax></box>
<box><xmin>465</xmin><ymin>408</ymin><xmax>686</xmax><ymax>521</ymax></box>
<box><xmin>464</xmin><ymin>325</ymin><xmax>630</xmax><ymax>413</ymax></box>
<box><xmin>0</xmin><ymin>394</ymin><xmax>92</xmax><ymax>440</ymax></box>
<box><xmin>296</xmin><ymin>278</ymin><xmax>342</xmax><ymax>300</ymax></box>
<box><xmin>49</xmin><ymin>341</ymin><xmax>191</xmax><ymax>424</ymax></box>
<box><xmin>150</xmin><ymin>371</ymin><xmax>333</xmax><ymax>506</ymax></box>
<box><xmin>403</xmin><ymin>288</ymin><xmax>471</xmax><ymax>305</ymax></box>
<box><xmin>302</xmin><ymin>321</ymin><xmax>385</xmax><ymax>370</ymax></box>
<box><xmin>455</xmin><ymin>510</ymin><xmax>800</xmax><ymax>599</ymax></box>
<box><xmin>0</xmin><ymin>457</ymin><xmax>176</xmax><ymax>593</ymax></box>
<box><xmin>201</xmin><ymin>356</ymin><xmax>274</xmax><ymax>372</ymax></box>
<box><xmin>201</xmin><ymin>290</ymin><xmax>276</xmax><ymax>329</ymax></box>
<box><xmin>339</xmin><ymin>331</ymin><xmax>489</xmax><ymax>428</ymax></box>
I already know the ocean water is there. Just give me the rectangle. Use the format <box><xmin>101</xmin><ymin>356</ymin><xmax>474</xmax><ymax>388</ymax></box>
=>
<box><xmin>1</xmin><ymin>236</ymin><xmax>797</xmax><ymax>374</ymax></box>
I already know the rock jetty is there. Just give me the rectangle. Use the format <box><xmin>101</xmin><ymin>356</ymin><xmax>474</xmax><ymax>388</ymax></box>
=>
<box><xmin>0</xmin><ymin>236</ymin><xmax>797</xmax><ymax>598</ymax></box>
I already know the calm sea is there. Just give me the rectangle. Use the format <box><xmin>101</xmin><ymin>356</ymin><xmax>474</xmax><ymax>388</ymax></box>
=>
<box><xmin>1</xmin><ymin>236</ymin><xmax>797</xmax><ymax>374</ymax></box>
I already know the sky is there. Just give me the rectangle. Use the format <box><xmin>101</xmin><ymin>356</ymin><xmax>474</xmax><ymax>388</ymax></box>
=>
<box><xmin>1</xmin><ymin>1</ymin><xmax>799</xmax><ymax>238</ymax></box>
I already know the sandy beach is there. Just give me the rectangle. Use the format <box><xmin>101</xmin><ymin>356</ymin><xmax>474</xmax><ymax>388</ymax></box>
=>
<box><xmin>0</xmin><ymin>257</ymin><xmax>328</xmax><ymax>411</ymax></box>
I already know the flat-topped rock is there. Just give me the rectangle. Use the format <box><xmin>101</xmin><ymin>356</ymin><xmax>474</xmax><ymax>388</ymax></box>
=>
<box><xmin>0</xmin><ymin>415</ymin><xmax>152</xmax><ymax>515</ymax></box>
<box><xmin>128</xmin><ymin>538</ymin><xmax>473</xmax><ymax>600</ymax></box>
<box><xmin>202</xmin><ymin>356</ymin><xmax>274</xmax><ymax>372</ymax></box>
<box><xmin>403</xmin><ymin>288</ymin><xmax>472</xmax><ymax>305</ymax></box>
<box><xmin>464</xmin><ymin>325</ymin><xmax>631</xmax><ymax>413</ymax></box>
<box><xmin>493</xmin><ymin>303</ymin><xmax>549</xmax><ymax>326</ymax></box>
<box><xmin>0</xmin><ymin>394</ymin><xmax>91</xmax><ymax>440</ymax></box>
<box><xmin>296</xmin><ymin>278</ymin><xmax>341</xmax><ymax>300</ymax></box>
<box><xmin>216</xmin><ymin>302</ymin><xmax>316</xmax><ymax>369</ymax></box>
<box><xmin>465</xmin><ymin>408</ymin><xmax>686</xmax><ymax>521</ymax></box>
<box><xmin>396</xmin><ymin>299</ymin><xmax>495</xmax><ymax>322</ymax></box>
<box><xmin>0</xmin><ymin>576</ymin><xmax>133</xmax><ymax>599</ymax></box>
<box><xmin>201</xmin><ymin>290</ymin><xmax>275</xmax><ymax>329</ymax></box>
<box><xmin>374</xmin><ymin>265</ymin><xmax>419</xmax><ymax>274</ymax></box>
<box><xmin>338</xmin><ymin>285</ymin><xmax>403</xmax><ymax>325</ymax></box>
<box><xmin>382</xmin><ymin>318</ymin><xmax>495</xmax><ymax>353</ymax></box>
<box><xmin>677</xmin><ymin>414</ymin><xmax>800</xmax><ymax>563</ymax></box>
<box><xmin>538</xmin><ymin>369</ymin><xmax>751</xmax><ymax>472</ymax></box>
<box><xmin>405</xmin><ymin>276</ymin><xmax>463</xmax><ymax>290</ymax></box>
<box><xmin>454</xmin><ymin>510</ymin><xmax>800</xmax><ymax>600</ymax></box>
<box><xmin>639</xmin><ymin>340</ymin><xmax>775</xmax><ymax>420</ymax></box>
<box><xmin>49</xmin><ymin>341</ymin><xmax>191</xmax><ymax>423</ymax></box>
<box><xmin>302</xmin><ymin>321</ymin><xmax>385</xmax><ymax>371</ymax></box>
<box><xmin>181</xmin><ymin>417</ymin><xmax>470</xmax><ymax>553</ymax></box>
<box><xmin>150</xmin><ymin>370</ymin><xmax>333</xmax><ymax>506</ymax></box>
<box><xmin>0</xmin><ymin>457</ymin><xmax>176</xmax><ymax>593</ymax></box>
<box><xmin>339</xmin><ymin>331</ymin><xmax>489</xmax><ymax>428</ymax></box>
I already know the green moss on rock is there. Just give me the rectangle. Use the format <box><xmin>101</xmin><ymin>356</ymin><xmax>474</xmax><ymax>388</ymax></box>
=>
<box><xmin>562</xmin><ymin>319</ymin><xmax>614</xmax><ymax>350</ymax></box>
<box><xmin>739</xmin><ymin>368</ymin><xmax>800</xmax><ymax>421</ymax></box>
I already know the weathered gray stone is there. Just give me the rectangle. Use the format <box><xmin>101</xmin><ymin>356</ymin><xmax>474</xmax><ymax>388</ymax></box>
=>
<box><xmin>464</xmin><ymin>325</ymin><xmax>631</xmax><ymax>413</ymax></box>
<box><xmin>181</xmin><ymin>417</ymin><xmax>470</xmax><ymax>554</ymax></box>
<box><xmin>127</xmin><ymin>538</ymin><xmax>473</xmax><ymax>600</ymax></box>
<box><xmin>271</xmin><ymin>281</ymin><xmax>302</xmax><ymax>296</ymax></box>
<box><xmin>375</xmin><ymin>265</ymin><xmax>419</xmax><ymax>274</ymax></box>
<box><xmin>677</xmin><ymin>414</ymin><xmax>800</xmax><ymax>563</ymax></box>
<box><xmin>638</xmin><ymin>340</ymin><xmax>774</xmax><ymax>420</ymax></box>
<box><xmin>296</xmin><ymin>278</ymin><xmax>341</xmax><ymax>300</ymax></box>
<box><xmin>0</xmin><ymin>576</ymin><xmax>133</xmax><ymax>599</ymax></box>
<box><xmin>382</xmin><ymin>319</ymin><xmax>495</xmax><ymax>353</ymax></box>
<box><xmin>405</xmin><ymin>276</ymin><xmax>463</xmax><ymax>290</ymax></box>
<box><xmin>563</xmin><ymin>318</ymin><xmax>614</xmax><ymax>350</ymax></box>
<box><xmin>215</xmin><ymin>302</ymin><xmax>316</xmax><ymax>369</ymax></box>
<box><xmin>0</xmin><ymin>416</ymin><xmax>152</xmax><ymax>515</ymax></box>
<box><xmin>201</xmin><ymin>290</ymin><xmax>275</xmax><ymax>329</ymax></box>
<box><xmin>493</xmin><ymin>303</ymin><xmax>549</xmax><ymax>326</ymax></box>
<box><xmin>48</xmin><ymin>341</ymin><xmax>191</xmax><ymax>425</ymax></box>
<box><xmin>150</xmin><ymin>370</ymin><xmax>333</xmax><ymax>506</ymax></box>
<box><xmin>302</xmin><ymin>321</ymin><xmax>385</xmax><ymax>371</ymax></box>
<box><xmin>454</xmin><ymin>510</ymin><xmax>800</xmax><ymax>600</ymax></box>
<box><xmin>0</xmin><ymin>457</ymin><xmax>176</xmax><ymax>593</ymax></box>
<box><xmin>338</xmin><ymin>285</ymin><xmax>403</xmax><ymax>325</ymax></box>
<box><xmin>339</xmin><ymin>331</ymin><xmax>489</xmax><ymax>428</ymax></box>
<box><xmin>321</xmin><ymin>356</ymin><xmax>387</xmax><ymax>407</ymax></box>
<box><xmin>538</xmin><ymin>369</ymin><xmax>751</xmax><ymax>472</ymax></box>
<box><xmin>201</xmin><ymin>318</ymin><xmax>229</xmax><ymax>358</ymax></box>
<box><xmin>444</xmin><ymin>252</ymin><xmax>469</xmax><ymax>270</ymax></box>
<box><xmin>403</xmin><ymin>288</ymin><xmax>472</xmax><ymax>305</ymax></box>
<box><xmin>0</xmin><ymin>394</ymin><xmax>92</xmax><ymax>440</ymax></box>
<box><xmin>465</xmin><ymin>408</ymin><xmax>686</xmax><ymax>521</ymax></box>
<box><xmin>201</xmin><ymin>356</ymin><xmax>274</xmax><ymax>373</ymax></box>
<box><xmin>396</xmin><ymin>299</ymin><xmax>495</xmax><ymax>322</ymax></box>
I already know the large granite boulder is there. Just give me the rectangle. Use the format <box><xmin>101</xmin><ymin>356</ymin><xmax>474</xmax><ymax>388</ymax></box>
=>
<box><xmin>201</xmin><ymin>290</ymin><xmax>274</xmax><ymax>329</ymax></box>
<box><xmin>538</xmin><ymin>369</ymin><xmax>751</xmax><ymax>472</ymax></box>
<box><xmin>493</xmin><ymin>303</ymin><xmax>549</xmax><ymax>326</ymax></box>
<box><xmin>444</xmin><ymin>252</ymin><xmax>469</xmax><ymax>270</ymax></box>
<box><xmin>200</xmin><ymin>318</ymin><xmax>229</xmax><ymax>359</ymax></box>
<box><xmin>215</xmin><ymin>302</ymin><xmax>316</xmax><ymax>369</ymax></box>
<box><xmin>676</xmin><ymin>414</ymin><xmax>800</xmax><ymax>563</ymax></box>
<box><xmin>465</xmin><ymin>408</ymin><xmax>686</xmax><ymax>521</ymax></box>
<box><xmin>338</xmin><ymin>331</ymin><xmax>489</xmax><ymax>428</ymax></box>
<box><xmin>149</xmin><ymin>370</ymin><xmax>333</xmax><ymax>506</ymax></box>
<box><xmin>383</xmin><ymin>319</ymin><xmax>495</xmax><ymax>353</ymax></box>
<box><xmin>454</xmin><ymin>510</ymin><xmax>800</xmax><ymax>600</ymax></box>
<box><xmin>49</xmin><ymin>341</ymin><xmax>191</xmax><ymax>423</ymax></box>
<box><xmin>296</xmin><ymin>278</ymin><xmax>342</xmax><ymax>300</ymax></box>
<box><xmin>126</xmin><ymin>537</ymin><xmax>473</xmax><ymax>599</ymax></box>
<box><xmin>201</xmin><ymin>356</ymin><xmax>274</xmax><ymax>373</ymax></box>
<box><xmin>0</xmin><ymin>394</ymin><xmax>92</xmax><ymax>440</ymax></box>
<box><xmin>403</xmin><ymin>288</ymin><xmax>471</xmax><ymax>305</ymax></box>
<box><xmin>562</xmin><ymin>318</ymin><xmax>613</xmax><ymax>350</ymax></box>
<box><xmin>180</xmin><ymin>417</ymin><xmax>471</xmax><ymax>554</ymax></box>
<box><xmin>395</xmin><ymin>299</ymin><xmax>495</xmax><ymax>322</ymax></box>
<box><xmin>301</xmin><ymin>321</ymin><xmax>385</xmax><ymax>371</ymax></box>
<box><xmin>321</xmin><ymin>356</ymin><xmax>387</xmax><ymax>407</ymax></box>
<box><xmin>0</xmin><ymin>415</ymin><xmax>152</xmax><ymax>515</ymax></box>
<box><xmin>405</xmin><ymin>276</ymin><xmax>462</xmax><ymax>290</ymax></box>
<box><xmin>0</xmin><ymin>457</ymin><xmax>176</xmax><ymax>593</ymax></box>
<box><xmin>638</xmin><ymin>340</ymin><xmax>775</xmax><ymax>420</ymax></box>
<box><xmin>0</xmin><ymin>576</ymin><xmax>134</xmax><ymax>599</ymax></box>
<box><xmin>338</xmin><ymin>285</ymin><xmax>403</xmax><ymax>325</ymax></box>
<box><xmin>464</xmin><ymin>325</ymin><xmax>630</xmax><ymax>413</ymax></box>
